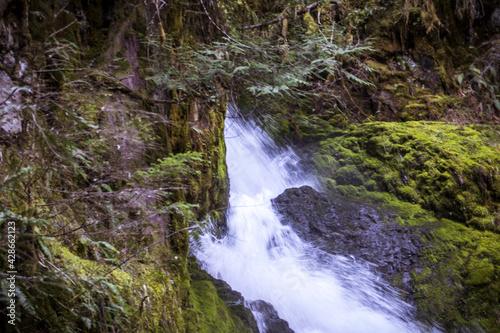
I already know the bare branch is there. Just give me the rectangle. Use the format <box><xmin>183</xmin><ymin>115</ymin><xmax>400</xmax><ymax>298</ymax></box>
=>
<box><xmin>241</xmin><ymin>2</ymin><xmax>321</xmax><ymax>30</ymax></box>
<box><xmin>47</xmin><ymin>18</ymin><xmax>78</xmax><ymax>40</ymax></box>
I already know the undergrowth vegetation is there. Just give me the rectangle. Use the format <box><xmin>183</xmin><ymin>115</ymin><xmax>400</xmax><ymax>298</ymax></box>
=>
<box><xmin>0</xmin><ymin>77</ymin><xmax>206</xmax><ymax>330</ymax></box>
<box><xmin>145</xmin><ymin>25</ymin><xmax>375</xmax><ymax>120</ymax></box>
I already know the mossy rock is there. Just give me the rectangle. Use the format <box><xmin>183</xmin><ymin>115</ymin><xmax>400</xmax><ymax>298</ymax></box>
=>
<box><xmin>289</xmin><ymin>117</ymin><xmax>500</xmax><ymax>330</ymax></box>
<box><xmin>312</xmin><ymin>121</ymin><xmax>500</xmax><ymax>233</ymax></box>
<box><xmin>187</xmin><ymin>258</ymin><xmax>259</xmax><ymax>333</ymax></box>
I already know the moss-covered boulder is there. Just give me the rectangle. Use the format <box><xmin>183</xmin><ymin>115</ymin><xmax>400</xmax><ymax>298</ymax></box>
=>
<box><xmin>291</xmin><ymin>119</ymin><xmax>500</xmax><ymax>331</ymax></box>
<box><xmin>313</xmin><ymin>121</ymin><xmax>500</xmax><ymax>232</ymax></box>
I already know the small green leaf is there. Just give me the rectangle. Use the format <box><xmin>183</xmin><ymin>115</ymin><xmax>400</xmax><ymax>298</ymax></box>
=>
<box><xmin>81</xmin><ymin>317</ymin><xmax>92</xmax><ymax>329</ymax></box>
<box><xmin>101</xmin><ymin>184</ymin><xmax>113</xmax><ymax>192</ymax></box>
<box><xmin>493</xmin><ymin>99</ymin><xmax>500</xmax><ymax>111</ymax></box>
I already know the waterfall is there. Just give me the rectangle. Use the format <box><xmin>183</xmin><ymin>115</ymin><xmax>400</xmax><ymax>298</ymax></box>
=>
<box><xmin>192</xmin><ymin>105</ymin><xmax>435</xmax><ymax>333</ymax></box>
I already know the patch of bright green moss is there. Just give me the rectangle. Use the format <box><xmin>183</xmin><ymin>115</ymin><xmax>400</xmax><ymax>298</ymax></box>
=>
<box><xmin>48</xmin><ymin>238</ymin><xmax>187</xmax><ymax>331</ymax></box>
<box><xmin>314</xmin><ymin>121</ymin><xmax>500</xmax><ymax>232</ymax></box>
<box><xmin>46</xmin><ymin>235</ymin><xmax>255</xmax><ymax>333</ymax></box>
<box><xmin>187</xmin><ymin>280</ymin><xmax>255</xmax><ymax>333</ymax></box>
<box><xmin>305</xmin><ymin>119</ymin><xmax>500</xmax><ymax>330</ymax></box>
<box><xmin>414</xmin><ymin>219</ymin><xmax>500</xmax><ymax>331</ymax></box>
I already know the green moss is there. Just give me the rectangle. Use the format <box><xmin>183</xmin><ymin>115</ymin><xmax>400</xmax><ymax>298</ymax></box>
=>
<box><xmin>303</xmin><ymin>12</ymin><xmax>319</xmax><ymax>34</ymax></box>
<box><xmin>313</xmin><ymin>121</ymin><xmax>500</xmax><ymax>232</ymax></box>
<box><xmin>302</xmin><ymin>117</ymin><xmax>500</xmax><ymax>330</ymax></box>
<box><xmin>365</xmin><ymin>60</ymin><xmax>393</xmax><ymax>79</ymax></box>
<box><xmin>413</xmin><ymin>218</ymin><xmax>500</xmax><ymax>331</ymax></box>
<box><xmin>186</xmin><ymin>258</ymin><xmax>258</xmax><ymax>332</ymax></box>
<box><xmin>335</xmin><ymin>165</ymin><xmax>365</xmax><ymax>186</ymax></box>
<box><xmin>465</xmin><ymin>261</ymin><xmax>495</xmax><ymax>286</ymax></box>
<box><xmin>187</xmin><ymin>281</ymin><xmax>254</xmax><ymax>333</ymax></box>
<box><xmin>45</xmin><ymin>238</ymin><xmax>187</xmax><ymax>331</ymax></box>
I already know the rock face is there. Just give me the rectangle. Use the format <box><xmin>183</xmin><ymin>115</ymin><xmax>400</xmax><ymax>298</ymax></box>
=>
<box><xmin>0</xmin><ymin>1</ymin><xmax>236</xmax><ymax>331</ymax></box>
<box><xmin>272</xmin><ymin>186</ymin><xmax>430</xmax><ymax>292</ymax></box>
<box><xmin>0</xmin><ymin>71</ymin><xmax>22</xmax><ymax>137</ymax></box>
<box><xmin>248</xmin><ymin>300</ymin><xmax>294</xmax><ymax>333</ymax></box>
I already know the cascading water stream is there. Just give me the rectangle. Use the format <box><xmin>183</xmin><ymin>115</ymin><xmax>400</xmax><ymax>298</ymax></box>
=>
<box><xmin>192</xmin><ymin>105</ymin><xmax>436</xmax><ymax>333</ymax></box>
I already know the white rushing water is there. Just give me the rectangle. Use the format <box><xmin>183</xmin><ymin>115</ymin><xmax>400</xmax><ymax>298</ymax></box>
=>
<box><xmin>193</xmin><ymin>105</ymin><xmax>434</xmax><ymax>333</ymax></box>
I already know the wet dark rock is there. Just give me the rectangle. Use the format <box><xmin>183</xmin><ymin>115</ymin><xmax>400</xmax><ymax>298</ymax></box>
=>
<box><xmin>272</xmin><ymin>186</ymin><xmax>430</xmax><ymax>293</ymax></box>
<box><xmin>248</xmin><ymin>300</ymin><xmax>294</xmax><ymax>333</ymax></box>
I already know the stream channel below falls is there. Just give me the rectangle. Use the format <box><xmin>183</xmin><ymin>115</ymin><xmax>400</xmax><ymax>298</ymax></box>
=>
<box><xmin>192</xmin><ymin>105</ymin><xmax>440</xmax><ymax>333</ymax></box>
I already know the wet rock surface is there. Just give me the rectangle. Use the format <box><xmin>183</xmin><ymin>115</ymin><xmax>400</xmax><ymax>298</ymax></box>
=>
<box><xmin>248</xmin><ymin>300</ymin><xmax>294</xmax><ymax>333</ymax></box>
<box><xmin>272</xmin><ymin>186</ymin><xmax>432</xmax><ymax>292</ymax></box>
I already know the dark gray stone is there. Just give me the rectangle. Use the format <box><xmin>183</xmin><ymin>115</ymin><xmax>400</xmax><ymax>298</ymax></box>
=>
<box><xmin>272</xmin><ymin>186</ymin><xmax>432</xmax><ymax>294</ymax></box>
<box><xmin>248</xmin><ymin>300</ymin><xmax>294</xmax><ymax>333</ymax></box>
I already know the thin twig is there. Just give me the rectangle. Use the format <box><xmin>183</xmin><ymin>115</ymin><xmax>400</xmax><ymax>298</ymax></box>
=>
<box><xmin>54</xmin><ymin>2</ymin><xmax>69</xmax><ymax>19</ymax></box>
<box><xmin>89</xmin><ymin>70</ymin><xmax>189</xmax><ymax>104</ymax></box>
<box><xmin>47</xmin><ymin>18</ymin><xmax>78</xmax><ymax>40</ymax></box>
<box><xmin>0</xmin><ymin>87</ymin><xmax>19</xmax><ymax>106</ymax></box>
<box><xmin>33</xmin><ymin>68</ymin><xmax>89</xmax><ymax>73</ymax></box>
<box><xmin>241</xmin><ymin>2</ymin><xmax>321</xmax><ymax>30</ymax></box>
<box><xmin>199</xmin><ymin>0</ymin><xmax>253</xmax><ymax>50</ymax></box>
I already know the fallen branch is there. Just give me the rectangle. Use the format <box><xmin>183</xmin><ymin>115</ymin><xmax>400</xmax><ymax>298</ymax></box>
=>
<box><xmin>241</xmin><ymin>1</ymin><xmax>321</xmax><ymax>30</ymax></box>
<box><xmin>89</xmin><ymin>71</ymin><xmax>188</xmax><ymax>104</ymax></box>
<box><xmin>0</xmin><ymin>87</ymin><xmax>19</xmax><ymax>106</ymax></box>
